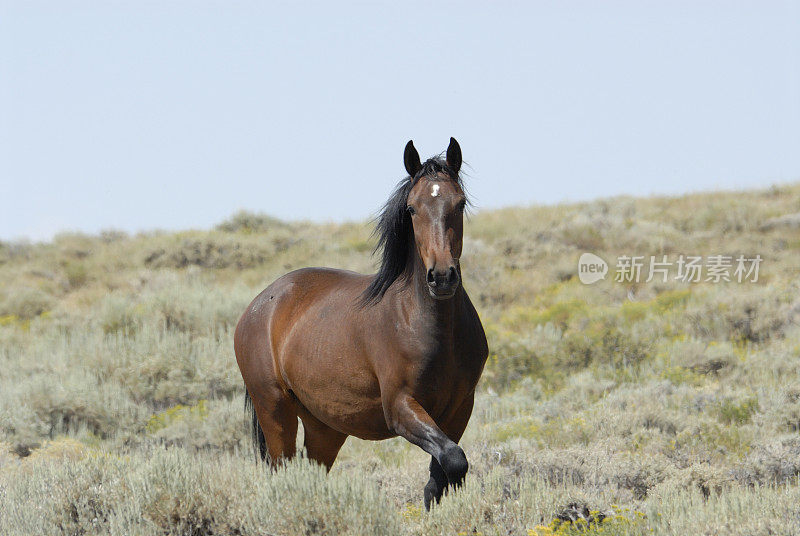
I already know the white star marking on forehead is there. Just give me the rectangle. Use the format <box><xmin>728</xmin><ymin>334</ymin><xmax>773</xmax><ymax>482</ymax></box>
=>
<box><xmin>431</xmin><ymin>184</ymin><xmax>440</xmax><ymax>197</ymax></box>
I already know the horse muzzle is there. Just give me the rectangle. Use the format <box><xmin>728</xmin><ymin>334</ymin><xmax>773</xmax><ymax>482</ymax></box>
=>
<box><xmin>426</xmin><ymin>266</ymin><xmax>460</xmax><ymax>299</ymax></box>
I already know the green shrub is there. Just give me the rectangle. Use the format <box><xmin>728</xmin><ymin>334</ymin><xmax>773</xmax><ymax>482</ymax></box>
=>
<box><xmin>215</xmin><ymin>210</ymin><xmax>288</xmax><ymax>233</ymax></box>
<box><xmin>0</xmin><ymin>286</ymin><xmax>54</xmax><ymax>319</ymax></box>
<box><xmin>717</xmin><ymin>397</ymin><xmax>759</xmax><ymax>425</ymax></box>
<box><xmin>63</xmin><ymin>260</ymin><xmax>89</xmax><ymax>288</ymax></box>
<box><xmin>146</xmin><ymin>400</ymin><xmax>208</xmax><ymax>433</ymax></box>
<box><xmin>98</xmin><ymin>294</ymin><xmax>142</xmax><ymax>334</ymax></box>
<box><xmin>0</xmin><ymin>448</ymin><xmax>400</xmax><ymax>536</ymax></box>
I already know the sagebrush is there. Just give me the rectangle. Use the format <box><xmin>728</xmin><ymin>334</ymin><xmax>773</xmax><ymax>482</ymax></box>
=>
<box><xmin>2</xmin><ymin>184</ymin><xmax>800</xmax><ymax>534</ymax></box>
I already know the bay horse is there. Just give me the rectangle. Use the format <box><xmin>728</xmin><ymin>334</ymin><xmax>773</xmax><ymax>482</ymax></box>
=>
<box><xmin>234</xmin><ymin>138</ymin><xmax>488</xmax><ymax>509</ymax></box>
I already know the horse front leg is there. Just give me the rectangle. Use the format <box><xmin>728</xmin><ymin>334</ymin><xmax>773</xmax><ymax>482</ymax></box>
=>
<box><xmin>386</xmin><ymin>394</ymin><xmax>469</xmax><ymax>508</ymax></box>
<box><xmin>423</xmin><ymin>393</ymin><xmax>474</xmax><ymax>509</ymax></box>
<box><xmin>424</xmin><ymin>457</ymin><xmax>448</xmax><ymax>510</ymax></box>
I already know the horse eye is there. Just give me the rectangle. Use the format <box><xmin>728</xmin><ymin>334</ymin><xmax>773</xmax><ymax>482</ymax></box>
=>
<box><xmin>456</xmin><ymin>201</ymin><xmax>466</xmax><ymax>213</ymax></box>
<box><xmin>406</xmin><ymin>205</ymin><xmax>416</xmax><ymax>215</ymax></box>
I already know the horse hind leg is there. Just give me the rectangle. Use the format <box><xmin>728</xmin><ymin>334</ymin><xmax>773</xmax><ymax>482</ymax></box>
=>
<box><xmin>246</xmin><ymin>386</ymin><xmax>299</xmax><ymax>467</ymax></box>
<box><xmin>299</xmin><ymin>410</ymin><xmax>347</xmax><ymax>471</ymax></box>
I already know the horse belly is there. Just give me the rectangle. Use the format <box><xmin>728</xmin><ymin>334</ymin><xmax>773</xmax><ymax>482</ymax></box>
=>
<box><xmin>279</xmin><ymin>330</ymin><xmax>393</xmax><ymax>440</ymax></box>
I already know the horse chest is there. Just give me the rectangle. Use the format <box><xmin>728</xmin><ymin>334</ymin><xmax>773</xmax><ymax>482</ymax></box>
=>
<box><xmin>405</xmin><ymin>345</ymin><xmax>480</xmax><ymax>416</ymax></box>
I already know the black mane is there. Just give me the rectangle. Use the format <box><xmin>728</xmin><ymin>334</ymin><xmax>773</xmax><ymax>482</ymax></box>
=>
<box><xmin>360</xmin><ymin>157</ymin><xmax>465</xmax><ymax>305</ymax></box>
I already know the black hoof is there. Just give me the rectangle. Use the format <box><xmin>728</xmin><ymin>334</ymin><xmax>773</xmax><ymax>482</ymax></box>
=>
<box><xmin>423</xmin><ymin>478</ymin><xmax>442</xmax><ymax>511</ymax></box>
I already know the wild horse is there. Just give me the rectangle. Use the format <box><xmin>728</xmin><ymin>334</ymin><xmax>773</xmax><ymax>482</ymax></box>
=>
<box><xmin>235</xmin><ymin>138</ymin><xmax>488</xmax><ymax>509</ymax></box>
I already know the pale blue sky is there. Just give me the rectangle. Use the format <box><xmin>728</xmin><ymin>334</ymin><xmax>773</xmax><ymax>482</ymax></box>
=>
<box><xmin>2</xmin><ymin>1</ymin><xmax>799</xmax><ymax>241</ymax></box>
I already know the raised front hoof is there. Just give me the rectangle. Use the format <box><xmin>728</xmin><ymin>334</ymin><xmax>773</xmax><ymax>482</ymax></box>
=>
<box><xmin>440</xmin><ymin>445</ymin><xmax>469</xmax><ymax>487</ymax></box>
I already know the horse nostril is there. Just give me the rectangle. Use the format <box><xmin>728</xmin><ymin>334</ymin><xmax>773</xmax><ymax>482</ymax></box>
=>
<box><xmin>448</xmin><ymin>266</ymin><xmax>458</xmax><ymax>284</ymax></box>
<box><xmin>426</xmin><ymin>268</ymin><xmax>436</xmax><ymax>286</ymax></box>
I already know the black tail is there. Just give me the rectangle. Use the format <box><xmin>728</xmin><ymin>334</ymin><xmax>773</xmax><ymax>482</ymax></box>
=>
<box><xmin>244</xmin><ymin>388</ymin><xmax>267</xmax><ymax>462</ymax></box>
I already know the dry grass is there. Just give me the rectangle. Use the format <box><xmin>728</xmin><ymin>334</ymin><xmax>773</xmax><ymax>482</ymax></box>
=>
<box><xmin>2</xmin><ymin>183</ymin><xmax>800</xmax><ymax>534</ymax></box>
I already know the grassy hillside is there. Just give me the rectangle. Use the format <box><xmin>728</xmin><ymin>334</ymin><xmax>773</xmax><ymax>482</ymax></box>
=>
<box><xmin>2</xmin><ymin>183</ymin><xmax>800</xmax><ymax>535</ymax></box>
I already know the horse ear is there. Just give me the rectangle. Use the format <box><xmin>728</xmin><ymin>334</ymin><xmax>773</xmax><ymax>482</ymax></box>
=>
<box><xmin>404</xmin><ymin>140</ymin><xmax>422</xmax><ymax>178</ymax></box>
<box><xmin>446</xmin><ymin>137</ymin><xmax>462</xmax><ymax>175</ymax></box>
